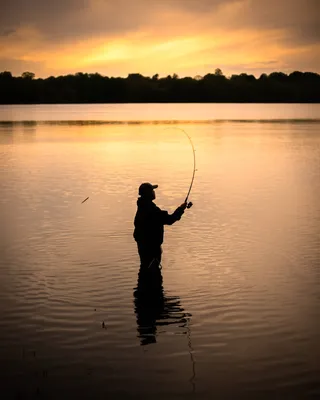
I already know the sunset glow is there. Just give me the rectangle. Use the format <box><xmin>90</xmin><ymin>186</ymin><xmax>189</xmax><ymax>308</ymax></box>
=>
<box><xmin>1</xmin><ymin>0</ymin><xmax>319</xmax><ymax>77</ymax></box>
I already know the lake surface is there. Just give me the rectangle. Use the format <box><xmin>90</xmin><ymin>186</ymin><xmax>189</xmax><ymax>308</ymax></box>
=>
<box><xmin>0</xmin><ymin>104</ymin><xmax>319</xmax><ymax>399</ymax></box>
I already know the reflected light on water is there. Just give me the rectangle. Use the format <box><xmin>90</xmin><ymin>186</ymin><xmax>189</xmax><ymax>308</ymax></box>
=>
<box><xmin>0</xmin><ymin>104</ymin><xmax>319</xmax><ymax>398</ymax></box>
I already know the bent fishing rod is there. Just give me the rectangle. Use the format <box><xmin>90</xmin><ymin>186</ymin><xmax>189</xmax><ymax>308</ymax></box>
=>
<box><xmin>81</xmin><ymin>127</ymin><xmax>196</xmax><ymax>205</ymax></box>
<box><xmin>163</xmin><ymin>126</ymin><xmax>196</xmax><ymax>208</ymax></box>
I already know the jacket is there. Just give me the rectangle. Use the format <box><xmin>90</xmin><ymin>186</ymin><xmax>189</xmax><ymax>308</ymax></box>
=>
<box><xmin>133</xmin><ymin>197</ymin><xmax>184</xmax><ymax>246</ymax></box>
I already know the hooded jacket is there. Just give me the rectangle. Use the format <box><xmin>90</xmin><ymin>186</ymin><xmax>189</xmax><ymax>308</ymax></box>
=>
<box><xmin>133</xmin><ymin>197</ymin><xmax>184</xmax><ymax>246</ymax></box>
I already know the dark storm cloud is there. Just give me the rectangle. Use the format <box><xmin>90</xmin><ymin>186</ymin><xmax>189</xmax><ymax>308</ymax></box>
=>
<box><xmin>1</xmin><ymin>0</ymin><xmax>88</xmax><ymax>40</ymax></box>
<box><xmin>1</xmin><ymin>0</ymin><xmax>85</xmax><ymax>26</ymax></box>
<box><xmin>1</xmin><ymin>0</ymin><xmax>157</xmax><ymax>42</ymax></box>
<box><xmin>240</xmin><ymin>0</ymin><xmax>320</xmax><ymax>45</ymax></box>
<box><xmin>0</xmin><ymin>0</ymin><xmax>235</xmax><ymax>27</ymax></box>
<box><xmin>0</xmin><ymin>28</ymin><xmax>16</xmax><ymax>37</ymax></box>
<box><xmin>1</xmin><ymin>0</ymin><xmax>319</xmax><ymax>45</ymax></box>
<box><xmin>288</xmin><ymin>21</ymin><xmax>320</xmax><ymax>46</ymax></box>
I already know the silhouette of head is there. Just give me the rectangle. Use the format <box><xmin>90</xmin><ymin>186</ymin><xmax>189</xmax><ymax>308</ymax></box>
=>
<box><xmin>139</xmin><ymin>182</ymin><xmax>158</xmax><ymax>200</ymax></box>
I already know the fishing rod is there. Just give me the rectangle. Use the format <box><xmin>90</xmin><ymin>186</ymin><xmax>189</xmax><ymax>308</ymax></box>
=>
<box><xmin>163</xmin><ymin>127</ymin><xmax>196</xmax><ymax>208</ymax></box>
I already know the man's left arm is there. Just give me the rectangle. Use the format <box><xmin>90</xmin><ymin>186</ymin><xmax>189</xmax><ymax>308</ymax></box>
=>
<box><xmin>159</xmin><ymin>202</ymin><xmax>187</xmax><ymax>225</ymax></box>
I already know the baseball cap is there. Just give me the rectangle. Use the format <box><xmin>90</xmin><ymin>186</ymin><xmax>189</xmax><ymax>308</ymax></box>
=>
<box><xmin>138</xmin><ymin>182</ymin><xmax>158</xmax><ymax>196</ymax></box>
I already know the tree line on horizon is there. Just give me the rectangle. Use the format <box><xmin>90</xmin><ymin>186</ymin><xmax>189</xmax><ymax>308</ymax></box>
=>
<box><xmin>0</xmin><ymin>69</ymin><xmax>319</xmax><ymax>104</ymax></box>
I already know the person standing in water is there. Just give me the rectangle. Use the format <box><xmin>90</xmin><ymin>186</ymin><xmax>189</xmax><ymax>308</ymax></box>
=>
<box><xmin>134</xmin><ymin>182</ymin><xmax>191</xmax><ymax>270</ymax></box>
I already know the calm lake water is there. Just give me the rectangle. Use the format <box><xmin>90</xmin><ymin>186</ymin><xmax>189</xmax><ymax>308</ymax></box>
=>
<box><xmin>0</xmin><ymin>104</ymin><xmax>319</xmax><ymax>399</ymax></box>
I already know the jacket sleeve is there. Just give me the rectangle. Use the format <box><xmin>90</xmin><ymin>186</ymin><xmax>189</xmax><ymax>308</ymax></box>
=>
<box><xmin>158</xmin><ymin>206</ymin><xmax>185</xmax><ymax>225</ymax></box>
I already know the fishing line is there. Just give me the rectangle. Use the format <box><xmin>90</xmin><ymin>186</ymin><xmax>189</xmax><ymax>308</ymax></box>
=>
<box><xmin>81</xmin><ymin>126</ymin><xmax>196</xmax><ymax>205</ymax></box>
<box><xmin>186</xmin><ymin>316</ymin><xmax>196</xmax><ymax>393</ymax></box>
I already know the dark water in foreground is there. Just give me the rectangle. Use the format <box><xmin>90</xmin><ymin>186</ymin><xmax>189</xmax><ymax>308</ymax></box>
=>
<box><xmin>0</xmin><ymin>104</ymin><xmax>319</xmax><ymax>399</ymax></box>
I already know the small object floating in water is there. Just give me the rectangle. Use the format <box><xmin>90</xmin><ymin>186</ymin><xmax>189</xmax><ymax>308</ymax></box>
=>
<box><xmin>81</xmin><ymin>197</ymin><xmax>89</xmax><ymax>204</ymax></box>
<box><xmin>102</xmin><ymin>321</ymin><xmax>105</xmax><ymax>329</ymax></box>
<box><xmin>94</xmin><ymin>308</ymin><xmax>96</xmax><ymax>311</ymax></box>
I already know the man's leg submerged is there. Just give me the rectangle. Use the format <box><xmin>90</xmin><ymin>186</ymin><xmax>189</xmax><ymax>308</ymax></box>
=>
<box><xmin>149</xmin><ymin>246</ymin><xmax>162</xmax><ymax>269</ymax></box>
<box><xmin>137</xmin><ymin>244</ymin><xmax>162</xmax><ymax>269</ymax></box>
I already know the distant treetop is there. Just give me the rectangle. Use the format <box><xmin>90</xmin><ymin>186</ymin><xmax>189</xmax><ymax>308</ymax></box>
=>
<box><xmin>0</xmin><ymin>69</ymin><xmax>319</xmax><ymax>104</ymax></box>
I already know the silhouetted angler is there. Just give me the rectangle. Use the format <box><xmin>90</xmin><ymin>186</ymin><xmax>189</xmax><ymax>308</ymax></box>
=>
<box><xmin>134</xmin><ymin>182</ymin><xmax>187</xmax><ymax>270</ymax></box>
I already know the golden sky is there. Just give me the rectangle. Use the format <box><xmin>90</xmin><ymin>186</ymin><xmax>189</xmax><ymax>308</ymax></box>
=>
<box><xmin>1</xmin><ymin>0</ymin><xmax>319</xmax><ymax>77</ymax></box>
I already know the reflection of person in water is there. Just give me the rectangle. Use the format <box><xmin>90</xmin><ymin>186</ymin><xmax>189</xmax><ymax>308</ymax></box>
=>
<box><xmin>134</xmin><ymin>268</ymin><xmax>197</xmax><ymax>392</ymax></box>
<box><xmin>133</xmin><ymin>266</ymin><xmax>190</xmax><ymax>346</ymax></box>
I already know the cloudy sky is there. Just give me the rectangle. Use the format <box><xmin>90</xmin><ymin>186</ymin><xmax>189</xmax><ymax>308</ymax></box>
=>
<box><xmin>1</xmin><ymin>0</ymin><xmax>319</xmax><ymax>77</ymax></box>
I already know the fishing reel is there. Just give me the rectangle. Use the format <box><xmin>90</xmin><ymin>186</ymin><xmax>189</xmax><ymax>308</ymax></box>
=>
<box><xmin>187</xmin><ymin>201</ymin><xmax>193</xmax><ymax>209</ymax></box>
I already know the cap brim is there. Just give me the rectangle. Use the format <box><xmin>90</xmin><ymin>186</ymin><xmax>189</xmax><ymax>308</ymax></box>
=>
<box><xmin>152</xmin><ymin>184</ymin><xmax>158</xmax><ymax>189</ymax></box>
